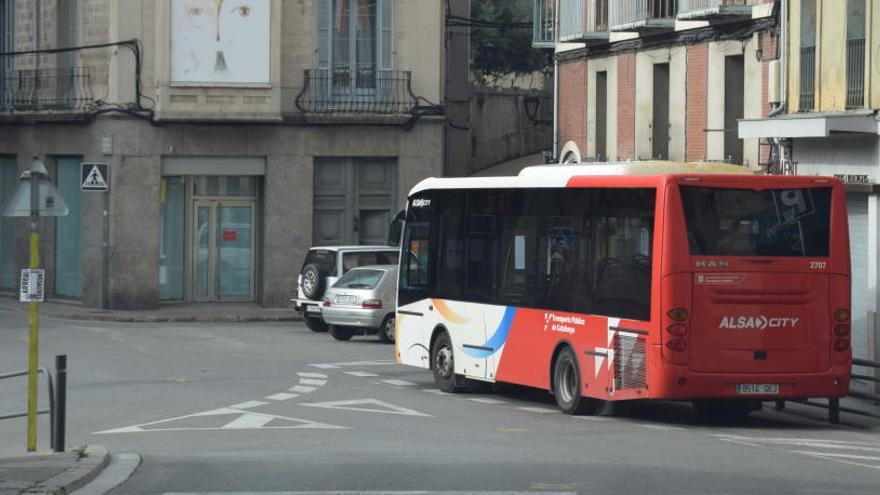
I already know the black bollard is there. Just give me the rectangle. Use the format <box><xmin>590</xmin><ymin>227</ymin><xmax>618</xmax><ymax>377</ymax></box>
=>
<box><xmin>53</xmin><ymin>355</ymin><xmax>66</xmax><ymax>453</ymax></box>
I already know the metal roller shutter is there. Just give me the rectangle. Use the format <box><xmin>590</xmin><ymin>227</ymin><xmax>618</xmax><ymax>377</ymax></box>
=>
<box><xmin>847</xmin><ymin>194</ymin><xmax>869</xmax><ymax>360</ymax></box>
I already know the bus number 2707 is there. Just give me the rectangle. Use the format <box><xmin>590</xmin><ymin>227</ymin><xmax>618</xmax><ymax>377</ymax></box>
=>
<box><xmin>810</xmin><ymin>261</ymin><xmax>827</xmax><ymax>269</ymax></box>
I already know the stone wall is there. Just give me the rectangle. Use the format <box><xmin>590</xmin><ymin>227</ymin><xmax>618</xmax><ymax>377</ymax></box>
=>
<box><xmin>467</xmin><ymin>86</ymin><xmax>552</xmax><ymax>175</ymax></box>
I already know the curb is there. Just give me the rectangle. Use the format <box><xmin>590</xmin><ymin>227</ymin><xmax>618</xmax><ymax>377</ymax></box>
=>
<box><xmin>24</xmin><ymin>445</ymin><xmax>109</xmax><ymax>495</ymax></box>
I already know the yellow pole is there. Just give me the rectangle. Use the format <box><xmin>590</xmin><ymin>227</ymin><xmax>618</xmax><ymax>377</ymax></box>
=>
<box><xmin>26</xmin><ymin>230</ymin><xmax>39</xmax><ymax>452</ymax></box>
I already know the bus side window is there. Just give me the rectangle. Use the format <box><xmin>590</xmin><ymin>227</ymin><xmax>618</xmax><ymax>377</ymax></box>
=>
<box><xmin>592</xmin><ymin>188</ymin><xmax>656</xmax><ymax>321</ymax></box>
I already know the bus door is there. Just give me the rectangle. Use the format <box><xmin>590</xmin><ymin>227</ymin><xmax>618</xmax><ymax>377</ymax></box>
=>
<box><xmin>678</xmin><ymin>184</ymin><xmax>838</xmax><ymax>375</ymax></box>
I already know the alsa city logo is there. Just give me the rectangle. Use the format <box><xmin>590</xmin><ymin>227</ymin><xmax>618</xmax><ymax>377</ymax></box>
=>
<box><xmin>412</xmin><ymin>198</ymin><xmax>431</xmax><ymax>208</ymax></box>
<box><xmin>696</xmin><ymin>260</ymin><xmax>729</xmax><ymax>268</ymax></box>
<box><xmin>719</xmin><ymin>315</ymin><xmax>800</xmax><ymax>329</ymax></box>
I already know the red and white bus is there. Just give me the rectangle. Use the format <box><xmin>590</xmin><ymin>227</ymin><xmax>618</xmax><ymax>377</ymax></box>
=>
<box><xmin>395</xmin><ymin>163</ymin><xmax>852</xmax><ymax>415</ymax></box>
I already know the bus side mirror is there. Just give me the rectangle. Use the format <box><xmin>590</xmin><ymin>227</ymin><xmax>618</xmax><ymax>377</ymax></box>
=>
<box><xmin>387</xmin><ymin>209</ymin><xmax>406</xmax><ymax>247</ymax></box>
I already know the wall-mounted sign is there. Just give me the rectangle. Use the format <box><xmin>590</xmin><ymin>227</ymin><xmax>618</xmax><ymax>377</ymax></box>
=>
<box><xmin>834</xmin><ymin>174</ymin><xmax>871</xmax><ymax>185</ymax></box>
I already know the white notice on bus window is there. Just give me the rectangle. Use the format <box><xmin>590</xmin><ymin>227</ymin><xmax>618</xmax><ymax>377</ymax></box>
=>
<box><xmin>514</xmin><ymin>235</ymin><xmax>525</xmax><ymax>270</ymax></box>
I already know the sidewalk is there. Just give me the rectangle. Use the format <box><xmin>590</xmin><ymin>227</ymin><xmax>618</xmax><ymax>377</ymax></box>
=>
<box><xmin>0</xmin><ymin>297</ymin><xmax>300</xmax><ymax>323</ymax></box>
<box><xmin>0</xmin><ymin>446</ymin><xmax>107</xmax><ymax>495</ymax></box>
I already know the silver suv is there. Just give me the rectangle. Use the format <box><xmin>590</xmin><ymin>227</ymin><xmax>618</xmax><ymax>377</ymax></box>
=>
<box><xmin>292</xmin><ymin>245</ymin><xmax>400</xmax><ymax>332</ymax></box>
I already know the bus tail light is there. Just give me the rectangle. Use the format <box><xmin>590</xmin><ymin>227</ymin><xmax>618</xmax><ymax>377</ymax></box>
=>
<box><xmin>667</xmin><ymin>324</ymin><xmax>688</xmax><ymax>337</ymax></box>
<box><xmin>833</xmin><ymin>324</ymin><xmax>850</xmax><ymax>337</ymax></box>
<box><xmin>667</xmin><ymin>308</ymin><xmax>689</xmax><ymax>321</ymax></box>
<box><xmin>362</xmin><ymin>299</ymin><xmax>383</xmax><ymax>309</ymax></box>
<box><xmin>833</xmin><ymin>308</ymin><xmax>850</xmax><ymax>322</ymax></box>
<box><xmin>833</xmin><ymin>339</ymin><xmax>850</xmax><ymax>352</ymax></box>
<box><xmin>665</xmin><ymin>339</ymin><xmax>688</xmax><ymax>352</ymax></box>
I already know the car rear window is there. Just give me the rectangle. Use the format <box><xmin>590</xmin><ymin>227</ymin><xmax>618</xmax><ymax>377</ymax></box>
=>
<box><xmin>333</xmin><ymin>269</ymin><xmax>385</xmax><ymax>289</ymax></box>
<box><xmin>302</xmin><ymin>249</ymin><xmax>337</xmax><ymax>273</ymax></box>
<box><xmin>680</xmin><ymin>186</ymin><xmax>832</xmax><ymax>257</ymax></box>
<box><xmin>342</xmin><ymin>251</ymin><xmax>400</xmax><ymax>272</ymax></box>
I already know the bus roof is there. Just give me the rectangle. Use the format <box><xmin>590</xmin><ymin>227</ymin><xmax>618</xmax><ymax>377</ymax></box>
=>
<box><xmin>407</xmin><ymin>162</ymin><xmax>834</xmax><ymax>197</ymax></box>
<box><xmin>518</xmin><ymin>161</ymin><xmax>758</xmax><ymax>177</ymax></box>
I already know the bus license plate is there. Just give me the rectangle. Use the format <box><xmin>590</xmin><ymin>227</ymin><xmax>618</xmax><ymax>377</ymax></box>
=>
<box><xmin>306</xmin><ymin>305</ymin><xmax>322</xmax><ymax>314</ymax></box>
<box><xmin>737</xmin><ymin>383</ymin><xmax>779</xmax><ymax>395</ymax></box>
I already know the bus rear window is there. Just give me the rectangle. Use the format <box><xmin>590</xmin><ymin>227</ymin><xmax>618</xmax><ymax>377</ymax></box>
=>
<box><xmin>680</xmin><ymin>186</ymin><xmax>831</xmax><ymax>257</ymax></box>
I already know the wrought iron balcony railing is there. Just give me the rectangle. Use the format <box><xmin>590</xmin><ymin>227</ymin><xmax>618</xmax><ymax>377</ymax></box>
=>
<box><xmin>1</xmin><ymin>66</ymin><xmax>93</xmax><ymax>112</ymax></box>
<box><xmin>559</xmin><ymin>0</ymin><xmax>609</xmax><ymax>43</ymax></box>
<box><xmin>846</xmin><ymin>38</ymin><xmax>866</xmax><ymax>109</ymax></box>
<box><xmin>799</xmin><ymin>46</ymin><xmax>816</xmax><ymax>111</ymax></box>
<box><xmin>610</xmin><ymin>0</ymin><xmax>678</xmax><ymax>31</ymax></box>
<box><xmin>533</xmin><ymin>0</ymin><xmax>556</xmax><ymax>48</ymax></box>
<box><xmin>296</xmin><ymin>69</ymin><xmax>418</xmax><ymax>116</ymax></box>
<box><xmin>678</xmin><ymin>0</ymin><xmax>753</xmax><ymax>20</ymax></box>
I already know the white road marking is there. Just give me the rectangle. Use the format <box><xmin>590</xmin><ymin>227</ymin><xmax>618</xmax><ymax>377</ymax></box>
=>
<box><xmin>299</xmin><ymin>378</ymin><xmax>328</xmax><ymax>386</ymax></box>
<box><xmin>290</xmin><ymin>385</ymin><xmax>318</xmax><ymax>393</ymax></box>
<box><xmin>309</xmin><ymin>360</ymin><xmax>396</xmax><ymax>369</ymax></box>
<box><xmin>96</xmin><ymin>408</ymin><xmax>347</xmax><ymax>434</ymax></box>
<box><xmin>228</xmin><ymin>401</ymin><xmax>268</xmax><ymax>409</ymax></box>
<box><xmin>712</xmin><ymin>434</ymin><xmax>880</xmax><ymax>470</ymax></box>
<box><xmin>222</xmin><ymin>413</ymin><xmax>275</xmax><ymax>429</ymax></box>
<box><xmin>792</xmin><ymin>451</ymin><xmax>880</xmax><ymax>462</ymax></box>
<box><xmin>638</xmin><ymin>424</ymin><xmax>685</xmax><ymax>431</ymax></box>
<box><xmin>516</xmin><ymin>407</ymin><xmax>559</xmax><ymax>414</ymax></box>
<box><xmin>381</xmin><ymin>379</ymin><xmax>416</xmax><ymax>386</ymax></box>
<box><xmin>266</xmin><ymin>393</ymin><xmax>299</xmax><ymax>401</ymax></box>
<box><xmin>302</xmin><ymin>398</ymin><xmax>432</xmax><ymax>417</ymax></box>
<box><xmin>421</xmin><ymin>388</ymin><xmax>445</xmax><ymax>394</ymax></box>
<box><xmin>297</xmin><ymin>372</ymin><xmax>328</xmax><ymax>378</ymax></box>
<box><xmin>344</xmin><ymin>371</ymin><xmax>380</xmax><ymax>377</ymax></box>
<box><xmin>574</xmin><ymin>416</ymin><xmax>609</xmax><ymax>421</ymax></box>
<box><xmin>467</xmin><ymin>398</ymin><xmax>507</xmax><ymax>404</ymax></box>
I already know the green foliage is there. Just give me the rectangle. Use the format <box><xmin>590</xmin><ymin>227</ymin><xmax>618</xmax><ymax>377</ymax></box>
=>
<box><xmin>470</xmin><ymin>0</ymin><xmax>548</xmax><ymax>85</ymax></box>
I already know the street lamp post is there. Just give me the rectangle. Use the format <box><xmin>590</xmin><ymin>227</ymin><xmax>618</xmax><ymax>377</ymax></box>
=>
<box><xmin>0</xmin><ymin>157</ymin><xmax>68</xmax><ymax>452</ymax></box>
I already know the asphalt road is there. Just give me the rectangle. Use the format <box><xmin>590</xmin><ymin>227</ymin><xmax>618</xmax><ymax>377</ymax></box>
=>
<box><xmin>1</xmin><ymin>307</ymin><xmax>879</xmax><ymax>494</ymax></box>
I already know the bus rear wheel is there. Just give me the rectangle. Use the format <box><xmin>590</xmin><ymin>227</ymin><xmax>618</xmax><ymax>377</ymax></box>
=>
<box><xmin>553</xmin><ymin>347</ymin><xmax>601</xmax><ymax>415</ymax></box>
<box><xmin>432</xmin><ymin>332</ymin><xmax>463</xmax><ymax>393</ymax></box>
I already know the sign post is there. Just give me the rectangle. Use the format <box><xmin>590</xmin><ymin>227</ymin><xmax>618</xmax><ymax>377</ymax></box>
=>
<box><xmin>0</xmin><ymin>157</ymin><xmax>68</xmax><ymax>452</ymax></box>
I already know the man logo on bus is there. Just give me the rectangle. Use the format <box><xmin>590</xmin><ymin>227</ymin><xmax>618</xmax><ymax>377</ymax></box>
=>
<box><xmin>719</xmin><ymin>315</ymin><xmax>799</xmax><ymax>329</ymax></box>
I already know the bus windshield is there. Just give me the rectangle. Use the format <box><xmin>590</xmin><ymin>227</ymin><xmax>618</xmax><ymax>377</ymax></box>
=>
<box><xmin>679</xmin><ymin>186</ymin><xmax>832</xmax><ymax>257</ymax></box>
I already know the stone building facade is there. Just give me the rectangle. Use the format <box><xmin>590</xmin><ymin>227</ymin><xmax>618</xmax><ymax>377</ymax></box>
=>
<box><xmin>0</xmin><ymin>0</ymin><xmax>445</xmax><ymax>308</ymax></box>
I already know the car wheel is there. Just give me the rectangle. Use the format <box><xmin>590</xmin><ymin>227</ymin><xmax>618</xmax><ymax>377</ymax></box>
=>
<box><xmin>378</xmin><ymin>314</ymin><xmax>395</xmax><ymax>344</ymax></box>
<box><xmin>431</xmin><ymin>332</ymin><xmax>463</xmax><ymax>393</ymax></box>
<box><xmin>553</xmin><ymin>347</ymin><xmax>601</xmax><ymax>415</ymax></box>
<box><xmin>305</xmin><ymin>316</ymin><xmax>328</xmax><ymax>333</ymax></box>
<box><xmin>329</xmin><ymin>325</ymin><xmax>354</xmax><ymax>341</ymax></box>
<box><xmin>300</xmin><ymin>263</ymin><xmax>327</xmax><ymax>300</ymax></box>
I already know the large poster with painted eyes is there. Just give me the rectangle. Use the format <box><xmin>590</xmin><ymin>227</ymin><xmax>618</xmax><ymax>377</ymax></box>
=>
<box><xmin>170</xmin><ymin>0</ymin><xmax>271</xmax><ymax>84</ymax></box>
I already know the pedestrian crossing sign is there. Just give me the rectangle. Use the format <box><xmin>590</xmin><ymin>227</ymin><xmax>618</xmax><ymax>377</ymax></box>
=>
<box><xmin>81</xmin><ymin>163</ymin><xmax>109</xmax><ymax>191</ymax></box>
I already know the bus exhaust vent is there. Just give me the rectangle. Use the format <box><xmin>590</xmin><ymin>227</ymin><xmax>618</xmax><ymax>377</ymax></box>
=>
<box><xmin>614</xmin><ymin>333</ymin><xmax>646</xmax><ymax>390</ymax></box>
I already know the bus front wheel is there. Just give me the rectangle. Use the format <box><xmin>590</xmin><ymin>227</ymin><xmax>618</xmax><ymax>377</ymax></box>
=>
<box><xmin>553</xmin><ymin>347</ymin><xmax>601</xmax><ymax>415</ymax></box>
<box><xmin>432</xmin><ymin>332</ymin><xmax>463</xmax><ymax>393</ymax></box>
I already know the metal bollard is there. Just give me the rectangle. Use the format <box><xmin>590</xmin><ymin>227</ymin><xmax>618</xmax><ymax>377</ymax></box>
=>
<box><xmin>53</xmin><ymin>355</ymin><xmax>66</xmax><ymax>453</ymax></box>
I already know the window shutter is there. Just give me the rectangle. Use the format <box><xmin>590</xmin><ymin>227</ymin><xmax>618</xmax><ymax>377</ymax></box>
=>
<box><xmin>377</xmin><ymin>0</ymin><xmax>394</xmax><ymax>102</ymax></box>
<box><xmin>315</xmin><ymin>0</ymin><xmax>332</xmax><ymax>107</ymax></box>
